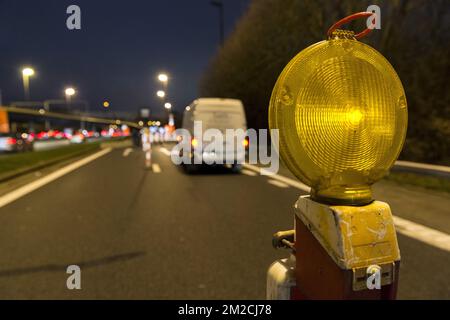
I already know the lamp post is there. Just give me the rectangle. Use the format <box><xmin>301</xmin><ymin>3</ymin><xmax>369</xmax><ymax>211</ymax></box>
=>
<box><xmin>157</xmin><ymin>73</ymin><xmax>171</xmax><ymax>124</ymax></box>
<box><xmin>22</xmin><ymin>67</ymin><xmax>35</xmax><ymax>101</ymax></box>
<box><xmin>210</xmin><ymin>0</ymin><xmax>224</xmax><ymax>46</ymax></box>
<box><xmin>65</xmin><ymin>87</ymin><xmax>76</xmax><ymax>105</ymax></box>
<box><xmin>156</xmin><ymin>90</ymin><xmax>166</xmax><ymax>99</ymax></box>
<box><xmin>65</xmin><ymin>87</ymin><xmax>81</xmax><ymax>128</ymax></box>
<box><xmin>158</xmin><ymin>73</ymin><xmax>169</xmax><ymax>102</ymax></box>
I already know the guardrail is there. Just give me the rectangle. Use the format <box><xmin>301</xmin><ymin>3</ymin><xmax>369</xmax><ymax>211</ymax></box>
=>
<box><xmin>393</xmin><ymin>160</ymin><xmax>450</xmax><ymax>178</ymax></box>
<box><xmin>2</xmin><ymin>106</ymin><xmax>139</xmax><ymax>128</ymax></box>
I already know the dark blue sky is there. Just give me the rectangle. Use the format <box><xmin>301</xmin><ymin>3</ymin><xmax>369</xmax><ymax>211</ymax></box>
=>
<box><xmin>0</xmin><ymin>0</ymin><xmax>250</xmax><ymax>117</ymax></box>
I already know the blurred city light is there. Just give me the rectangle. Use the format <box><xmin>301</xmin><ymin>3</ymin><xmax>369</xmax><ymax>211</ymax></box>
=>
<box><xmin>164</xmin><ymin>102</ymin><xmax>172</xmax><ymax>110</ymax></box>
<box><xmin>103</xmin><ymin>101</ymin><xmax>110</xmax><ymax>108</ymax></box>
<box><xmin>157</xmin><ymin>90</ymin><xmax>166</xmax><ymax>98</ymax></box>
<box><xmin>158</xmin><ymin>73</ymin><xmax>168</xmax><ymax>83</ymax></box>
<box><xmin>21</xmin><ymin>67</ymin><xmax>35</xmax><ymax>100</ymax></box>
<box><xmin>22</xmin><ymin>67</ymin><xmax>35</xmax><ymax>77</ymax></box>
<box><xmin>65</xmin><ymin>87</ymin><xmax>76</xmax><ymax>96</ymax></box>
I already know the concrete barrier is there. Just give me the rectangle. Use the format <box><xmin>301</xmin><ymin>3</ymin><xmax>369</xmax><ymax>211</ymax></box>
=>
<box><xmin>33</xmin><ymin>139</ymin><xmax>71</xmax><ymax>151</ymax></box>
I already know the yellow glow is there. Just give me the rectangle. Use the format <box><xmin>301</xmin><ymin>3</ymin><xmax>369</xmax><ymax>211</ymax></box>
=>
<box><xmin>346</xmin><ymin>109</ymin><xmax>363</xmax><ymax>125</ymax></box>
<box><xmin>103</xmin><ymin>101</ymin><xmax>110</xmax><ymax>108</ymax></box>
<box><xmin>22</xmin><ymin>68</ymin><xmax>35</xmax><ymax>77</ymax></box>
<box><xmin>269</xmin><ymin>38</ymin><xmax>408</xmax><ymax>205</ymax></box>
<box><xmin>191</xmin><ymin>138</ymin><xmax>198</xmax><ymax>147</ymax></box>
<box><xmin>157</xmin><ymin>90</ymin><xmax>166</xmax><ymax>98</ymax></box>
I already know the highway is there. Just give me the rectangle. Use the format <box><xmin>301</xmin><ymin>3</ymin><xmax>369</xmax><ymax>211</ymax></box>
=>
<box><xmin>0</xmin><ymin>143</ymin><xmax>448</xmax><ymax>299</ymax></box>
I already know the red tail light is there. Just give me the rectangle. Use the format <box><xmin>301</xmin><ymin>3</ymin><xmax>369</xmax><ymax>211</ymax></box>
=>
<box><xmin>6</xmin><ymin>138</ymin><xmax>17</xmax><ymax>145</ymax></box>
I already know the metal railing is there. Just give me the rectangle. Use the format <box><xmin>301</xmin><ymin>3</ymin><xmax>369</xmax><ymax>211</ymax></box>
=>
<box><xmin>2</xmin><ymin>105</ymin><xmax>139</xmax><ymax>129</ymax></box>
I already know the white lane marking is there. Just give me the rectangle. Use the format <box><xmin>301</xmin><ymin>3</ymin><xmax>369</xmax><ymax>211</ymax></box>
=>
<box><xmin>159</xmin><ymin>147</ymin><xmax>171</xmax><ymax>156</ymax></box>
<box><xmin>0</xmin><ymin>148</ymin><xmax>112</xmax><ymax>209</ymax></box>
<box><xmin>152</xmin><ymin>163</ymin><xmax>162</xmax><ymax>173</ymax></box>
<box><xmin>122</xmin><ymin>148</ymin><xmax>133</xmax><ymax>157</ymax></box>
<box><xmin>243</xmin><ymin>163</ymin><xmax>450</xmax><ymax>251</ymax></box>
<box><xmin>242</xmin><ymin>164</ymin><xmax>310</xmax><ymax>192</ymax></box>
<box><xmin>393</xmin><ymin>216</ymin><xmax>450</xmax><ymax>252</ymax></box>
<box><xmin>241</xmin><ymin>169</ymin><xmax>257</xmax><ymax>176</ymax></box>
<box><xmin>268</xmin><ymin>179</ymin><xmax>289</xmax><ymax>188</ymax></box>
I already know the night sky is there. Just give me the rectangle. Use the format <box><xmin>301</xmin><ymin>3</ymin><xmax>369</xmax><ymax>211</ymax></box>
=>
<box><xmin>0</xmin><ymin>0</ymin><xmax>250</xmax><ymax>118</ymax></box>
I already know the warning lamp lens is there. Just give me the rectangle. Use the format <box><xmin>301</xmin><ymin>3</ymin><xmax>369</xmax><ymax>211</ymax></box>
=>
<box><xmin>269</xmin><ymin>38</ymin><xmax>408</xmax><ymax>205</ymax></box>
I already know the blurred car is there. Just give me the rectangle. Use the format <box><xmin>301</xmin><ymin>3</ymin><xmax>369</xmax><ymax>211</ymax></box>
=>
<box><xmin>70</xmin><ymin>132</ymin><xmax>85</xmax><ymax>144</ymax></box>
<box><xmin>181</xmin><ymin>98</ymin><xmax>247</xmax><ymax>173</ymax></box>
<box><xmin>0</xmin><ymin>133</ymin><xmax>34</xmax><ymax>152</ymax></box>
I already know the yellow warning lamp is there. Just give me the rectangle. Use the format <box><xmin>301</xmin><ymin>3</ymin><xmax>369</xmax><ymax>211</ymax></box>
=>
<box><xmin>269</xmin><ymin>12</ymin><xmax>407</xmax><ymax>205</ymax></box>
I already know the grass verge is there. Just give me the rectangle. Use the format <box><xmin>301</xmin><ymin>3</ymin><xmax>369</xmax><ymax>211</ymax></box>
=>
<box><xmin>0</xmin><ymin>142</ymin><xmax>101</xmax><ymax>182</ymax></box>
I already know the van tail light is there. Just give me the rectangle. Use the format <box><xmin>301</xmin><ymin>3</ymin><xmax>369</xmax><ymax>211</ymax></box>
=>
<box><xmin>242</xmin><ymin>137</ymin><xmax>249</xmax><ymax>148</ymax></box>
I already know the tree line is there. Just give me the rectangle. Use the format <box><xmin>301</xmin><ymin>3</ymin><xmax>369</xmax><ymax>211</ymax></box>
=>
<box><xmin>200</xmin><ymin>0</ymin><xmax>449</xmax><ymax>165</ymax></box>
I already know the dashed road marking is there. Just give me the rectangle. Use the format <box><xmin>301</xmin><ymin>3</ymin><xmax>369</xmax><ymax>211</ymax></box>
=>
<box><xmin>393</xmin><ymin>216</ymin><xmax>450</xmax><ymax>252</ymax></box>
<box><xmin>122</xmin><ymin>148</ymin><xmax>133</xmax><ymax>157</ymax></box>
<box><xmin>242</xmin><ymin>164</ymin><xmax>310</xmax><ymax>192</ymax></box>
<box><xmin>159</xmin><ymin>147</ymin><xmax>171</xmax><ymax>156</ymax></box>
<box><xmin>152</xmin><ymin>163</ymin><xmax>162</xmax><ymax>173</ymax></box>
<box><xmin>267</xmin><ymin>179</ymin><xmax>289</xmax><ymax>188</ymax></box>
<box><xmin>0</xmin><ymin>148</ymin><xmax>112</xmax><ymax>209</ymax></box>
<box><xmin>241</xmin><ymin>169</ymin><xmax>257</xmax><ymax>176</ymax></box>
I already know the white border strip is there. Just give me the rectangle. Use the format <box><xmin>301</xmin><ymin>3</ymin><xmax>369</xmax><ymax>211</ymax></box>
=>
<box><xmin>0</xmin><ymin>148</ymin><xmax>112</xmax><ymax>209</ymax></box>
<box><xmin>242</xmin><ymin>163</ymin><xmax>450</xmax><ymax>252</ymax></box>
<box><xmin>242</xmin><ymin>163</ymin><xmax>310</xmax><ymax>192</ymax></box>
<box><xmin>392</xmin><ymin>216</ymin><xmax>450</xmax><ymax>252</ymax></box>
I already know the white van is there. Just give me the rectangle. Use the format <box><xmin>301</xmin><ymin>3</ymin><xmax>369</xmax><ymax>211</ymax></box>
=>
<box><xmin>181</xmin><ymin>98</ymin><xmax>247</xmax><ymax>173</ymax></box>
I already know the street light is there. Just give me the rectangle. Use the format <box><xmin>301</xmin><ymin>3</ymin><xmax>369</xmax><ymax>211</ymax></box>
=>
<box><xmin>164</xmin><ymin>102</ymin><xmax>172</xmax><ymax>110</ymax></box>
<box><xmin>156</xmin><ymin>90</ymin><xmax>166</xmax><ymax>98</ymax></box>
<box><xmin>65</xmin><ymin>87</ymin><xmax>77</xmax><ymax>127</ymax></box>
<box><xmin>210</xmin><ymin>0</ymin><xmax>224</xmax><ymax>46</ymax></box>
<box><xmin>65</xmin><ymin>87</ymin><xmax>76</xmax><ymax>104</ymax></box>
<box><xmin>158</xmin><ymin>73</ymin><xmax>168</xmax><ymax>83</ymax></box>
<box><xmin>22</xmin><ymin>67</ymin><xmax>35</xmax><ymax>100</ymax></box>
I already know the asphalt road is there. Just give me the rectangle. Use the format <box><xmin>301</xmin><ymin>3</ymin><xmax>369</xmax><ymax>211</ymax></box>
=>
<box><xmin>0</xmin><ymin>144</ymin><xmax>448</xmax><ymax>299</ymax></box>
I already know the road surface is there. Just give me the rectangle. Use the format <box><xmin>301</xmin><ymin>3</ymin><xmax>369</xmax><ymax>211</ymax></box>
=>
<box><xmin>0</xmin><ymin>143</ymin><xmax>448</xmax><ymax>299</ymax></box>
